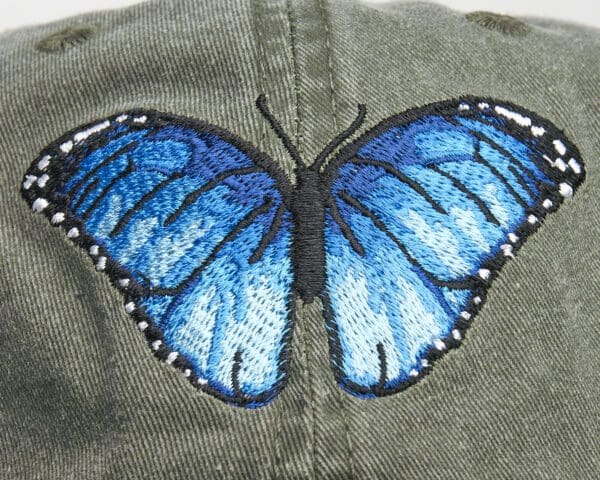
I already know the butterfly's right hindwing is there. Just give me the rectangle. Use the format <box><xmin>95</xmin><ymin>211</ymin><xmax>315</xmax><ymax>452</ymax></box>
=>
<box><xmin>22</xmin><ymin>111</ymin><xmax>295</xmax><ymax>407</ymax></box>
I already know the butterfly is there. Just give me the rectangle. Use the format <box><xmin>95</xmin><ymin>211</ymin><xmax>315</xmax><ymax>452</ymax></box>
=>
<box><xmin>21</xmin><ymin>95</ymin><xmax>584</xmax><ymax>408</ymax></box>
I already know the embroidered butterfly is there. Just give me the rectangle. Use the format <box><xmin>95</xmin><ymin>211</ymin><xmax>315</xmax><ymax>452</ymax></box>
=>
<box><xmin>21</xmin><ymin>96</ymin><xmax>584</xmax><ymax>408</ymax></box>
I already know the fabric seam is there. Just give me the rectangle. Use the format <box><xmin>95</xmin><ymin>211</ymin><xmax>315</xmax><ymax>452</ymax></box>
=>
<box><xmin>249</xmin><ymin>2</ymin><xmax>284</xmax><ymax>477</ymax></box>
<box><xmin>284</xmin><ymin>2</ymin><xmax>316</xmax><ymax>480</ymax></box>
<box><xmin>317</xmin><ymin>0</ymin><xmax>356</xmax><ymax>478</ymax></box>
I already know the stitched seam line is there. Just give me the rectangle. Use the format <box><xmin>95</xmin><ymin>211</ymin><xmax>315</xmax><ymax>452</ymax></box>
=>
<box><xmin>286</xmin><ymin>0</ymin><xmax>306</xmax><ymax>163</ymax></box>
<box><xmin>318</xmin><ymin>1</ymin><xmax>355</xmax><ymax>478</ymax></box>
<box><xmin>250</xmin><ymin>3</ymin><xmax>282</xmax><ymax>478</ymax></box>
<box><xmin>252</xmin><ymin>0</ymin><xmax>270</xmax><ymax>152</ymax></box>
<box><xmin>320</xmin><ymin>0</ymin><xmax>339</xmax><ymax>135</ymax></box>
<box><xmin>285</xmin><ymin>2</ymin><xmax>316</xmax><ymax>480</ymax></box>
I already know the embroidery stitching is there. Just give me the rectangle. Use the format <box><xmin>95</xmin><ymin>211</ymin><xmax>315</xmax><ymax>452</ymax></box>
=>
<box><xmin>21</xmin><ymin>96</ymin><xmax>584</xmax><ymax>407</ymax></box>
<box><xmin>466</xmin><ymin>11</ymin><xmax>530</xmax><ymax>37</ymax></box>
<box><xmin>36</xmin><ymin>24</ymin><xmax>98</xmax><ymax>53</ymax></box>
<box><xmin>321</xmin><ymin>98</ymin><xmax>584</xmax><ymax>396</ymax></box>
<box><xmin>23</xmin><ymin>110</ymin><xmax>296</xmax><ymax>408</ymax></box>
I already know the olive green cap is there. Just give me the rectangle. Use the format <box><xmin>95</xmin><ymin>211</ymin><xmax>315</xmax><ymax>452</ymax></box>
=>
<box><xmin>0</xmin><ymin>1</ymin><xmax>599</xmax><ymax>478</ymax></box>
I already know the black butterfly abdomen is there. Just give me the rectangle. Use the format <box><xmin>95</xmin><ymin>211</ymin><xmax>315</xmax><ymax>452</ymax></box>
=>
<box><xmin>292</xmin><ymin>168</ymin><xmax>327</xmax><ymax>304</ymax></box>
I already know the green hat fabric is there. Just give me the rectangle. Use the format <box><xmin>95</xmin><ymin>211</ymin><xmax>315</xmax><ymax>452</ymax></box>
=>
<box><xmin>1</xmin><ymin>1</ymin><xmax>599</xmax><ymax>478</ymax></box>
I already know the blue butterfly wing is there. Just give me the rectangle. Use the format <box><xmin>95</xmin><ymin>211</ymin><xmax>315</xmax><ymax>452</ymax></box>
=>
<box><xmin>22</xmin><ymin>111</ymin><xmax>294</xmax><ymax>407</ymax></box>
<box><xmin>323</xmin><ymin>98</ymin><xmax>584</xmax><ymax>397</ymax></box>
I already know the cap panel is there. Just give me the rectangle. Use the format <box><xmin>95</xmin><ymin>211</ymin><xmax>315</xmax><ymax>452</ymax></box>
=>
<box><xmin>0</xmin><ymin>0</ymin><xmax>312</xmax><ymax>478</ymax></box>
<box><xmin>319</xmin><ymin>1</ymin><xmax>600</xmax><ymax>479</ymax></box>
<box><xmin>0</xmin><ymin>1</ymin><xmax>599</xmax><ymax>479</ymax></box>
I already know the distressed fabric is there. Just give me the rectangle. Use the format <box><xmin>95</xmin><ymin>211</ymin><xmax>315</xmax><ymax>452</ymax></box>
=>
<box><xmin>1</xmin><ymin>0</ymin><xmax>599</xmax><ymax>479</ymax></box>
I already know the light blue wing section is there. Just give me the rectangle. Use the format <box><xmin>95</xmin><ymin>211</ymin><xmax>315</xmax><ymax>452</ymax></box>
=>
<box><xmin>159</xmin><ymin>211</ymin><xmax>293</xmax><ymax>401</ymax></box>
<box><xmin>30</xmin><ymin>112</ymin><xmax>294</xmax><ymax>407</ymax></box>
<box><xmin>324</xmin><ymin>98</ymin><xmax>584</xmax><ymax>397</ymax></box>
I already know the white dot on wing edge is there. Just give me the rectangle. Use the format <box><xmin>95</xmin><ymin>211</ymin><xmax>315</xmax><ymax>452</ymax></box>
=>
<box><xmin>553</xmin><ymin>139</ymin><xmax>567</xmax><ymax>156</ymax></box>
<box><xmin>568</xmin><ymin>158</ymin><xmax>582</xmax><ymax>175</ymax></box>
<box><xmin>60</xmin><ymin>141</ymin><xmax>74</xmax><ymax>153</ymax></box>
<box><xmin>166</xmin><ymin>352</ymin><xmax>179</xmax><ymax>365</ymax></box>
<box><xmin>559</xmin><ymin>183</ymin><xmax>573</xmax><ymax>198</ymax></box>
<box><xmin>32</xmin><ymin>198</ymin><xmax>49</xmax><ymax>213</ymax></box>
<box><xmin>494</xmin><ymin>106</ymin><xmax>531</xmax><ymax>127</ymax></box>
<box><xmin>37</xmin><ymin>155</ymin><xmax>51</xmax><ymax>170</ymax></box>
<box><xmin>51</xmin><ymin>212</ymin><xmax>65</xmax><ymax>224</ymax></box>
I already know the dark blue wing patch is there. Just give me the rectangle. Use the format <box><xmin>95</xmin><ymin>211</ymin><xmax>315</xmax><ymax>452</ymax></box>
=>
<box><xmin>22</xmin><ymin>111</ymin><xmax>294</xmax><ymax>408</ymax></box>
<box><xmin>322</xmin><ymin>98</ymin><xmax>584</xmax><ymax>397</ymax></box>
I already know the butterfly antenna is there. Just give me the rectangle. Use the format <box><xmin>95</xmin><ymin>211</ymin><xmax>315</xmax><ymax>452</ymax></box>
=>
<box><xmin>256</xmin><ymin>94</ymin><xmax>304</xmax><ymax>168</ymax></box>
<box><xmin>312</xmin><ymin>103</ymin><xmax>367</xmax><ymax>171</ymax></box>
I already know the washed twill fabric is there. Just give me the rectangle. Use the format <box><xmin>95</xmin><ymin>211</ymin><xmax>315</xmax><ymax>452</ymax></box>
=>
<box><xmin>1</xmin><ymin>0</ymin><xmax>599</xmax><ymax>479</ymax></box>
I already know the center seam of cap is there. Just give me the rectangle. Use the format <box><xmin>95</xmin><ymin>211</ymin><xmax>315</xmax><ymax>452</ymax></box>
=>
<box><xmin>317</xmin><ymin>1</ymin><xmax>357</xmax><ymax>478</ymax></box>
<box><xmin>284</xmin><ymin>2</ymin><xmax>317</xmax><ymax>480</ymax></box>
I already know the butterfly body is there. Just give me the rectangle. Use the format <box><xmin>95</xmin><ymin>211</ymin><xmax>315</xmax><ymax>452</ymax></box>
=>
<box><xmin>22</xmin><ymin>96</ymin><xmax>584</xmax><ymax>407</ymax></box>
<box><xmin>290</xmin><ymin>166</ymin><xmax>329</xmax><ymax>304</ymax></box>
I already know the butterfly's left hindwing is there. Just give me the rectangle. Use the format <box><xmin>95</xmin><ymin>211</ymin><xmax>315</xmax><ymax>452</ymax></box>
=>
<box><xmin>22</xmin><ymin>111</ymin><xmax>294</xmax><ymax>407</ymax></box>
<box><xmin>323</xmin><ymin>98</ymin><xmax>584</xmax><ymax>397</ymax></box>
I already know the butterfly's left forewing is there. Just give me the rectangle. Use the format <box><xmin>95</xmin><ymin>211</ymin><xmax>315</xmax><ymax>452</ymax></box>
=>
<box><xmin>22</xmin><ymin>111</ymin><xmax>294</xmax><ymax>407</ymax></box>
<box><xmin>322</xmin><ymin>98</ymin><xmax>584</xmax><ymax>397</ymax></box>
